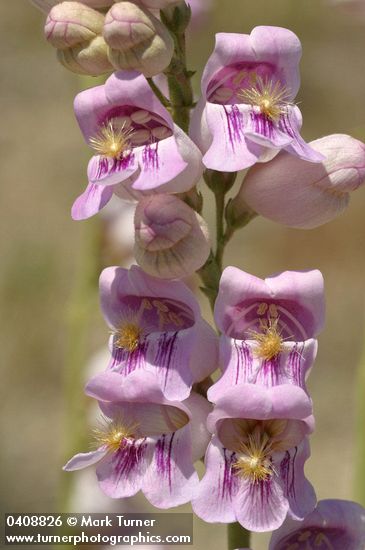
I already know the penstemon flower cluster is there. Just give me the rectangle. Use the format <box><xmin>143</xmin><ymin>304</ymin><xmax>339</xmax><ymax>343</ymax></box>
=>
<box><xmin>31</xmin><ymin>0</ymin><xmax>365</xmax><ymax>548</ymax></box>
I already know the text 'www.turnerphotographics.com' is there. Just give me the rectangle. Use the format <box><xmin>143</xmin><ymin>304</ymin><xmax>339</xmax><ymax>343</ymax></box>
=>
<box><xmin>4</xmin><ymin>513</ymin><xmax>193</xmax><ymax>545</ymax></box>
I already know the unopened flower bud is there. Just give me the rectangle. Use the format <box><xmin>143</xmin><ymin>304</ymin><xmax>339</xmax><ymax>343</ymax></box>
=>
<box><xmin>46</xmin><ymin>2</ymin><xmax>104</xmax><ymax>48</ymax></box>
<box><xmin>134</xmin><ymin>194</ymin><xmax>211</xmax><ymax>279</ymax></box>
<box><xmin>45</xmin><ymin>2</ymin><xmax>113</xmax><ymax>75</ymax></box>
<box><xmin>103</xmin><ymin>1</ymin><xmax>174</xmax><ymax>77</ymax></box>
<box><xmin>235</xmin><ymin>134</ymin><xmax>365</xmax><ymax>229</ymax></box>
<box><xmin>56</xmin><ymin>34</ymin><xmax>112</xmax><ymax>75</ymax></box>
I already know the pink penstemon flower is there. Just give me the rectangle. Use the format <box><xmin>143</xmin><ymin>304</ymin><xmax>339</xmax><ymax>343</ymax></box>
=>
<box><xmin>190</xmin><ymin>26</ymin><xmax>324</xmax><ymax>172</ymax></box>
<box><xmin>193</xmin><ymin>384</ymin><xmax>316</xmax><ymax>532</ymax></box>
<box><xmin>72</xmin><ymin>70</ymin><xmax>203</xmax><ymax>220</ymax></box>
<box><xmin>64</xmin><ymin>370</ymin><xmax>211</xmax><ymax>507</ymax></box>
<box><xmin>98</xmin><ymin>264</ymin><xmax>218</xmax><ymax>401</ymax></box>
<box><xmin>208</xmin><ymin>267</ymin><xmax>325</xmax><ymax>401</ymax></box>
<box><xmin>269</xmin><ymin>499</ymin><xmax>365</xmax><ymax>549</ymax></box>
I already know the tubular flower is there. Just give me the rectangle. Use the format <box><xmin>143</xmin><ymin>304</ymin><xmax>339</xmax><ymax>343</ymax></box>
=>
<box><xmin>236</xmin><ymin>133</ymin><xmax>365</xmax><ymax>229</ymax></box>
<box><xmin>98</xmin><ymin>265</ymin><xmax>218</xmax><ymax>401</ymax></box>
<box><xmin>190</xmin><ymin>26</ymin><xmax>323</xmax><ymax>173</ymax></box>
<box><xmin>269</xmin><ymin>499</ymin><xmax>365</xmax><ymax>550</ymax></box>
<box><xmin>208</xmin><ymin>267</ymin><xmax>325</xmax><ymax>402</ymax></box>
<box><xmin>103</xmin><ymin>2</ymin><xmax>174</xmax><ymax>77</ymax></box>
<box><xmin>45</xmin><ymin>2</ymin><xmax>112</xmax><ymax>76</ymax></box>
<box><xmin>134</xmin><ymin>194</ymin><xmax>211</xmax><ymax>279</ymax></box>
<box><xmin>64</xmin><ymin>370</ymin><xmax>211</xmax><ymax>507</ymax></box>
<box><xmin>192</xmin><ymin>384</ymin><xmax>316</xmax><ymax>532</ymax></box>
<box><xmin>71</xmin><ymin>71</ymin><xmax>203</xmax><ymax>220</ymax></box>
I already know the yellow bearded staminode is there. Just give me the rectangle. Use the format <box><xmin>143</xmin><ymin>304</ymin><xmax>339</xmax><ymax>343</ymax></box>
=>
<box><xmin>233</xmin><ymin>428</ymin><xmax>275</xmax><ymax>484</ymax></box>
<box><xmin>248</xmin><ymin>317</ymin><xmax>284</xmax><ymax>361</ymax></box>
<box><xmin>114</xmin><ymin>322</ymin><xmax>143</xmax><ymax>353</ymax></box>
<box><xmin>89</xmin><ymin>120</ymin><xmax>135</xmax><ymax>159</ymax></box>
<box><xmin>238</xmin><ymin>77</ymin><xmax>291</xmax><ymax>122</ymax></box>
<box><xmin>112</xmin><ymin>300</ymin><xmax>154</xmax><ymax>353</ymax></box>
<box><xmin>112</xmin><ymin>298</ymin><xmax>187</xmax><ymax>353</ymax></box>
<box><xmin>93</xmin><ymin>416</ymin><xmax>139</xmax><ymax>453</ymax></box>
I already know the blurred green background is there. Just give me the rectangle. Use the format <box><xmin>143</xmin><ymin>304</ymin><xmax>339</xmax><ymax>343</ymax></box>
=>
<box><xmin>1</xmin><ymin>1</ymin><xmax>365</xmax><ymax>549</ymax></box>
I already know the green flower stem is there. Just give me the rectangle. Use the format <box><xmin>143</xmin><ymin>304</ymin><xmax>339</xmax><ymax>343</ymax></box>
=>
<box><xmin>217</xmin><ymin>207</ymin><xmax>257</xmax><ymax>267</ymax></box>
<box><xmin>166</xmin><ymin>68</ymin><xmax>194</xmax><ymax>133</ymax></box>
<box><xmin>227</xmin><ymin>522</ymin><xmax>251</xmax><ymax>550</ymax></box>
<box><xmin>214</xmin><ymin>188</ymin><xmax>226</xmax><ymax>270</ymax></box>
<box><xmin>161</xmin><ymin>5</ymin><xmax>195</xmax><ymax>133</ymax></box>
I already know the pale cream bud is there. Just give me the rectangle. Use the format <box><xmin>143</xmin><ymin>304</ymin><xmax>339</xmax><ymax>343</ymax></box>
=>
<box><xmin>134</xmin><ymin>195</ymin><xmax>211</xmax><ymax>279</ymax></box>
<box><xmin>45</xmin><ymin>2</ymin><xmax>104</xmax><ymax>48</ymax></box>
<box><xmin>103</xmin><ymin>1</ymin><xmax>174</xmax><ymax>77</ymax></box>
<box><xmin>45</xmin><ymin>2</ymin><xmax>113</xmax><ymax>75</ymax></box>
<box><xmin>56</xmin><ymin>34</ymin><xmax>112</xmax><ymax>75</ymax></box>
